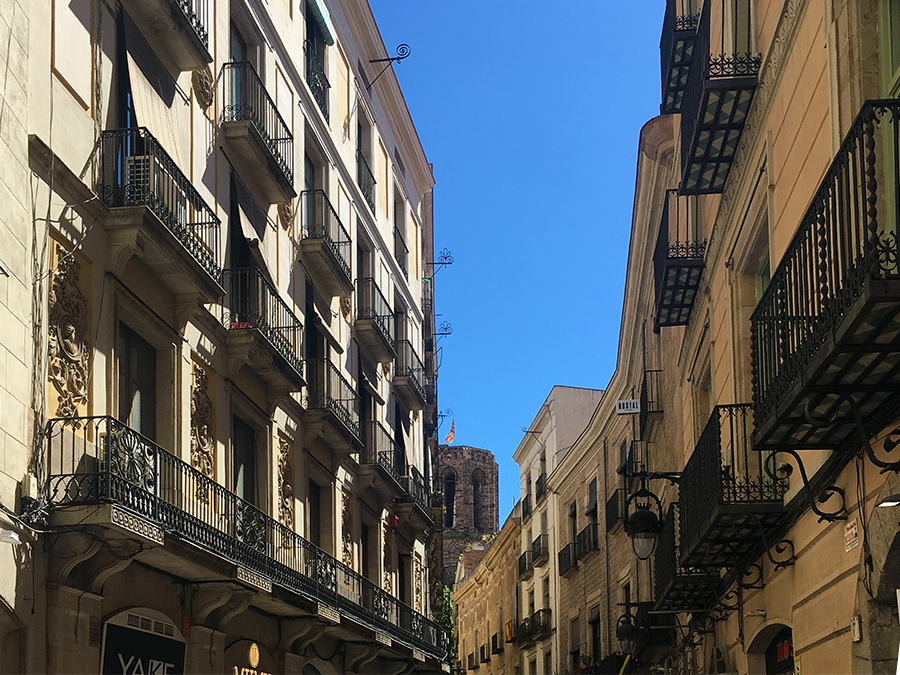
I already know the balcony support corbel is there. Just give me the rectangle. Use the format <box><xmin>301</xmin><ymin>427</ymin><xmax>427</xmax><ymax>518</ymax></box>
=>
<box><xmin>764</xmin><ymin>448</ymin><xmax>847</xmax><ymax>522</ymax></box>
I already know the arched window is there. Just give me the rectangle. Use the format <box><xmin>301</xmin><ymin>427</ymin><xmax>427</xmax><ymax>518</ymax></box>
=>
<box><xmin>472</xmin><ymin>469</ymin><xmax>485</xmax><ymax>531</ymax></box>
<box><xmin>443</xmin><ymin>469</ymin><xmax>456</xmax><ymax>528</ymax></box>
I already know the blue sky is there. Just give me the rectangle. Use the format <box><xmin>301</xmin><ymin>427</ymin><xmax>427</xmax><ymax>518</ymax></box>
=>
<box><xmin>370</xmin><ymin>2</ymin><xmax>664</xmax><ymax>521</ymax></box>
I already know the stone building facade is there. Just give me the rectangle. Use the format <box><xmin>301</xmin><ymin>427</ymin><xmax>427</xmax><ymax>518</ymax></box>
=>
<box><xmin>436</xmin><ymin>445</ymin><xmax>499</xmax><ymax>585</ymax></box>
<box><xmin>0</xmin><ymin>0</ymin><xmax>449</xmax><ymax>672</ymax></box>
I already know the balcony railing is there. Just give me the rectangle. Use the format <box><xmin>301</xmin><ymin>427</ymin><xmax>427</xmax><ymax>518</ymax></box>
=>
<box><xmin>576</xmin><ymin>523</ymin><xmax>600</xmax><ymax>560</ymax></box>
<box><xmin>395</xmin><ymin>340</ymin><xmax>426</xmax><ymax>405</ymax></box>
<box><xmin>529</xmin><ymin>609</ymin><xmax>552</xmax><ymax>640</ymax></box>
<box><xmin>605</xmin><ymin>489</ymin><xmax>625</xmax><ymax>530</ymax></box>
<box><xmin>96</xmin><ymin>127</ymin><xmax>220</xmax><ymax>279</ymax></box>
<box><xmin>655</xmin><ymin>504</ymin><xmax>719</xmax><ymax>613</ymax></box>
<box><xmin>558</xmin><ymin>542</ymin><xmax>577</xmax><ymax>577</ymax></box>
<box><xmin>480</xmin><ymin>644</ymin><xmax>489</xmax><ymax>663</ymax></box>
<box><xmin>654</xmin><ymin>190</ymin><xmax>705</xmax><ymax>328</ymax></box>
<box><xmin>355</xmin><ymin>278</ymin><xmax>395</xmax><ymax>360</ymax></box>
<box><xmin>518</xmin><ymin>550</ymin><xmax>534</xmax><ymax>579</ymax></box>
<box><xmin>220</xmin><ymin>61</ymin><xmax>293</xmax><ymax>187</ymax></box>
<box><xmin>531</xmin><ymin>534</ymin><xmax>549</xmax><ymax>566</ymax></box>
<box><xmin>361</xmin><ymin>421</ymin><xmax>404</xmax><ymax>487</ymax></box>
<box><xmin>304</xmin><ymin>40</ymin><xmax>329</xmax><ymax>120</ymax></box>
<box><xmin>679</xmin><ymin>405</ymin><xmax>787</xmax><ymax>569</ymax></box>
<box><xmin>680</xmin><ymin>5</ymin><xmax>761</xmax><ymax>194</ymax></box>
<box><xmin>521</xmin><ymin>494</ymin><xmax>533</xmax><ymax>520</ymax></box>
<box><xmin>222</xmin><ymin>267</ymin><xmax>304</xmax><ymax>383</ymax></box>
<box><xmin>401</xmin><ymin>465</ymin><xmax>430</xmax><ymax>515</ymax></box>
<box><xmin>639</xmin><ymin>369</ymin><xmax>663</xmax><ymax>438</ymax></box>
<box><xmin>394</xmin><ymin>227</ymin><xmax>409</xmax><ymax>279</ymax></box>
<box><xmin>751</xmin><ymin>100</ymin><xmax>900</xmax><ymax>452</ymax></box>
<box><xmin>300</xmin><ymin>190</ymin><xmax>353</xmax><ymax>294</ymax></box>
<box><xmin>492</xmin><ymin>632</ymin><xmax>504</xmax><ymax>654</ymax></box>
<box><xmin>44</xmin><ymin>416</ymin><xmax>447</xmax><ymax>658</ymax></box>
<box><xmin>357</xmin><ymin>150</ymin><xmax>376</xmax><ymax>212</ymax></box>
<box><xmin>535</xmin><ymin>473</ymin><xmax>547</xmax><ymax>501</ymax></box>
<box><xmin>660</xmin><ymin>0</ymin><xmax>698</xmax><ymax>113</ymax></box>
<box><xmin>305</xmin><ymin>359</ymin><xmax>361</xmax><ymax>441</ymax></box>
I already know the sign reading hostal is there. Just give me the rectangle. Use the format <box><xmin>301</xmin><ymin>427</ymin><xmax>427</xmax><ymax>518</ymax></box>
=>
<box><xmin>225</xmin><ymin>640</ymin><xmax>277</xmax><ymax>675</ymax></box>
<box><xmin>100</xmin><ymin>609</ymin><xmax>185</xmax><ymax>675</ymax></box>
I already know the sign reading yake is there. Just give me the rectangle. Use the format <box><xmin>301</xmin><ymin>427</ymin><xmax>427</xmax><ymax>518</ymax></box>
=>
<box><xmin>101</xmin><ymin>609</ymin><xmax>185</xmax><ymax>675</ymax></box>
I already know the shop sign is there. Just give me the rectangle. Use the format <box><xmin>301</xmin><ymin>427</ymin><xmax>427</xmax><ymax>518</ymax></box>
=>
<box><xmin>100</xmin><ymin>609</ymin><xmax>185</xmax><ymax>675</ymax></box>
<box><xmin>225</xmin><ymin>640</ymin><xmax>277</xmax><ymax>675</ymax></box>
<box><xmin>615</xmin><ymin>400</ymin><xmax>640</xmax><ymax>415</ymax></box>
<box><xmin>764</xmin><ymin>626</ymin><xmax>794</xmax><ymax>675</ymax></box>
<box><xmin>844</xmin><ymin>519</ymin><xmax>859</xmax><ymax>552</ymax></box>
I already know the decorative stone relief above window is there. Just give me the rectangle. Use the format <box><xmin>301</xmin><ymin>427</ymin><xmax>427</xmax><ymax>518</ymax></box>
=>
<box><xmin>190</xmin><ymin>363</ymin><xmax>215</xmax><ymax>490</ymax></box>
<box><xmin>278</xmin><ymin>435</ymin><xmax>295</xmax><ymax>529</ymax></box>
<box><xmin>48</xmin><ymin>244</ymin><xmax>90</xmax><ymax>420</ymax></box>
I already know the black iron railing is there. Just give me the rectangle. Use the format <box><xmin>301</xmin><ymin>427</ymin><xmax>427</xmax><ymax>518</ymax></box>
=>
<box><xmin>535</xmin><ymin>473</ymin><xmax>547</xmax><ymax>501</ymax></box>
<box><xmin>424</xmin><ymin>374</ymin><xmax>437</xmax><ymax>406</ymax></box>
<box><xmin>357</xmin><ymin>150</ymin><xmax>376</xmax><ymax>212</ymax></box>
<box><xmin>532</xmin><ymin>534</ymin><xmax>549</xmax><ymax>565</ymax></box>
<box><xmin>361</xmin><ymin>421</ymin><xmax>403</xmax><ymax>486</ymax></box>
<box><xmin>300</xmin><ymin>190</ymin><xmax>352</xmax><ymax>281</ymax></box>
<box><xmin>518</xmin><ymin>550</ymin><xmax>533</xmax><ymax>578</ymax></box>
<box><xmin>44</xmin><ymin>417</ymin><xmax>447</xmax><ymax>658</ymax></box>
<box><xmin>304</xmin><ymin>40</ymin><xmax>329</xmax><ymax>120</ymax></box>
<box><xmin>654</xmin><ymin>190</ymin><xmax>706</xmax><ymax>328</ymax></box>
<box><xmin>174</xmin><ymin>0</ymin><xmax>209</xmax><ymax>49</ymax></box>
<box><xmin>492</xmin><ymin>632</ymin><xmax>504</xmax><ymax>653</ymax></box>
<box><xmin>606</xmin><ymin>489</ymin><xmax>624</xmax><ymax>530</ymax></box>
<box><xmin>394</xmin><ymin>227</ymin><xmax>409</xmax><ymax>279</ymax></box>
<box><xmin>660</xmin><ymin>0</ymin><xmax>699</xmax><ymax>113</ymax></box>
<box><xmin>751</xmin><ymin>100</ymin><xmax>900</xmax><ymax>427</ymax></box>
<box><xmin>654</xmin><ymin>504</ymin><xmax>718</xmax><ymax>612</ymax></box>
<box><xmin>640</xmin><ymin>369</ymin><xmax>663</xmax><ymax>438</ymax></box>
<box><xmin>222</xmin><ymin>268</ymin><xmax>304</xmax><ymax>382</ymax></box>
<box><xmin>558</xmin><ymin>542</ymin><xmax>577</xmax><ymax>575</ymax></box>
<box><xmin>576</xmin><ymin>523</ymin><xmax>600</xmax><ymax>560</ymax></box>
<box><xmin>401</xmin><ymin>465</ymin><xmax>430</xmax><ymax>515</ymax></box>
<box><xmin>220</xmin><ymin>62</ymin><xmax>293</xmax><ymax>185</ymax></box>
<box><xmin>96</xmin><ymin>128</ymin><xmax>220</xmax><ymax>279</ymax></box>
<box><xmin>305</xmin><ymin>359</ymin><xmax>361</xmax><ymax>440</ymax></box>
<box><xmin>355</xmin><ymin>278</ymin><xmax>394</xmax><ymax>348</ymax></box>
<box><xmin>530</xmin><ymin>609</ymin><xmax>552</xmax><ymax>638</ymax></box>
<box><xmin>396</xmin><ymin>340</ymin><xmax>426</xmax><ymax>399</ymax></box>
<box><xmin>679</xmin><ymin>405</ymin><xmax>787</xmax><ymax>560</ymax></box>
<box><xmin>521</xmin><ymin>494</ymin><xmax>533</xmax><ymax>519</ymax></box>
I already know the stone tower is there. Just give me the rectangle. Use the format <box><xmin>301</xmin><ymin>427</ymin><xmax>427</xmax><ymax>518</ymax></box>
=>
<box><xmin>436</xmin><ymin>445</ymin><xmax>499</xmax><ymax>585</ymax></box>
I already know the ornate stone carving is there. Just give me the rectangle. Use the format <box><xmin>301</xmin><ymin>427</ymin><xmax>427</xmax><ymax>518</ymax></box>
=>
<box><xmin>278</xmin><ymin>436</ymin><xmax>295</xmax><ymax>529</ymax></box>
<box><xmin>342</xmin><ymin>489</ymin><xmax>353</xmax><ymax>567</ymax></box>
<box><xmin>339</xmin><ymin>295</ymin><xmax>352</xmax><ymax>323</ymax></box>
<box><xmin>414</xmin><ymin>552</ymin><xmax>423</xmax><ymax>613</ymax></box>
<box><xmin>382</xmin><ymin>521</ymin><xmax>393</xmax><ymax>595</ymax></box>
<box><xmin>192</xmin><ymin>66</ymin><xmax>214</xmax><ymax>109</ymax></box>
<box><xmin>48</xmin><ymin>244</ymin><xmax>90</xmax><ymax>420</ymax></box>
<box><xmin>190</xmin><ymin>363</ymin><xmax>215</xmax><ymax>502</ymax></box>
<box><xmin>278</xmin><ymin>201</ymin><xmax>294</xmax><ymax>231</ymax></box>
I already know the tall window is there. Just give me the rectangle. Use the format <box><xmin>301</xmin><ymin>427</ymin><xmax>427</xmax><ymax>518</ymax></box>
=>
<box><xmin>118</xmin><ymin>323</ymin><xmax>156</xmax><ymax>440</ymax></box>
<box><xmin>232</xmin><ymin>416</ymin><xmax>256</xmax><ymax>505</ymax></box>
<box><xmin>443</xmin><ymin>469</ymin><xmax>456</xmax><ymax>527</ymax></box>
<box><xmin>308</xmin><ymin>479</ymin><xmax>322</xmax><ymax>547</ymax></box>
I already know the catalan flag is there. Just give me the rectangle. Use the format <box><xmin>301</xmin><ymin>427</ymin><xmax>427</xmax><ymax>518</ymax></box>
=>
<box><xmin>444</xmin><ymin>419</ymin><xmax>455</xmax><ymax>444</ymax></box>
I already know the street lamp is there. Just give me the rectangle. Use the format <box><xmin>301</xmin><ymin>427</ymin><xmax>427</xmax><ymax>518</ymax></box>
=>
<box><xmin>624</xmin><ymin>485</ymin><xmax>664</xmax><ymax>560</ymax></box>
<box><xmin>616</xmin><ymin>612</ymin><xmax>639</xmax><ymax>655</ymax></box>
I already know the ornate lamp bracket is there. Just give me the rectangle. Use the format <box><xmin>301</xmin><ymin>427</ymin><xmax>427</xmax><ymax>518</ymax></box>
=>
<box><xmin>764</xmin><ymin>448</ymin><xmax>847</xmax><ymax>522</ymax></box>
<box><xmin>367</xmin><ymin>44</ymin><xmax>411</xmax><ymax>90</ymax></box>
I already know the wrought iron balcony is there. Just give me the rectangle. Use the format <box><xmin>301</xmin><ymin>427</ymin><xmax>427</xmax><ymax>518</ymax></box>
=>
<box><xmin>654</xmin><ymin>504</ymin><xmax>719</xmax><ymax>613</ymax></box>
<box><xmin>679</xmin><ymin>6</ymin><xmax>761</xmax><ymax>194</ymax></box>
<box><xmin>576</xmin><ymin>523</ymin><xmax>600</xmax><ymax>560</ymax></box>
<box><xmin>121</xmin><ymin>0</ymin><xmax>210</xmax><ymax>71</ymax></box>
<box><xmin>304</xmin><ymin>359</ymin><xmax>362</xmax><ymax>451</ymax></box>
<box><xmin>300</xmin><ymin>190</ymin><xmax>354</xmax><ymax>298</ymax></box>
<box><xmin>219</xmin><ymin>62</ymin><xmax>295</xmax><ymax>204</ymax></box>
<box><xmin>95</xmin><ymin>127</ymin><xmax>222</xmax><ymax>302</ymax></box>
<box><xmin>521</xmin><ymin>494</ymin><xmax>533</xmax><ymax>520</ymax></box>
<box><xmin>751</xmin><ymin>100</ymin><xmax>900</xmax><ymax>455</ymax></box>
<box><xmin>679</xmin><ymin>405</ymin><xmax>787</xmax><ymax>569</ymax></box>
<box><xmin>304</xmin><ymin>40</ymin><xmax>329</xmax><ymax>121</ymax></box>
<box><xmin>394</xmin><ymin>227</ymin><xmax>410</xmax><ymax>279</ymax></box>
<box><xmin>222</xmin><ymin>267</ymin><xmax>305</xmax><ymax>390</ymax></box>
<box><xmin>399</xmin><ymin>465</ymin><xmax>432</xmax><ymax>523</ymax></box>
<box><xmin>394</xmin><ymin>340</ymin><xmax>426</xmax><ymax>411</ymax></box>
<box><xmin>535</xmin><ymin>473</ymin><xmax>547</xmax><ymax>501</ymax></box>
<box><xmin>359</xmin><ymin>421</ymin><xmax>404</xmax><ymax>498</ymax></box>
<box><xmin>44</xmin><ymin>416</ymin><xmax>447</xmax><ymax>659</ymax></box>
<box><xmin>529</xmin><ymin>609</ymin><xmax>552</xmax><ymax>640</ymax></box>
<box><xmin>355</xmin><ymin>278</ymin><xmax>395</xmax><ymax>363</ymax></box>
<box><xmin>639</xmin><ymin>369</ymin><xmax>664</xmax><ymax>438</ymax></box>
<box><xmin>357</xmin><ymin>150</ymin><xmax>376</xmax><ymax>212</ymax></box>
<box><xmin>605</xmin><ymin>489</ymin><xmax>625</xmax><ymax>530</ymax></box>
<box><xmin>531</xmin><ymin>534</ymin><xmax>549</xmax><ymax>566</ymax></box>
<box><xmin>505</xmin><ymin>620</ymin><xmax>517</xmax><ymax>644</ymax></box>
<box><xmin>558</xmin><ymin>542</ymin><xmax>578</xmax><ymax>577</ymax></box>
<box><xmin>491</xmin><ymin>632</ymin><xmax>504</xmax><ymax>654</ymax></box>
<box><xmin>654</xmin><ymin>190</ymin><xmax>705</xmax><ymax>329</ymax></box>
<box><xmin>660</xmin><ymin>0</ymin><xmax>698</xmax><ymax>113</ymax></box>
<box><xmin>518</xmin><ymin>550</ymin><xmax>534</xmax><ymax>579</ymax></box>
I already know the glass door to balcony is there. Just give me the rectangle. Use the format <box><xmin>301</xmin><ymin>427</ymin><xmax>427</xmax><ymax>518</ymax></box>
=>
<box><xmin>118</xmin><ymin>323</ymin><xmax>157</xmax><ymax>441</ymax></box>
<box><xmin>230</xmin><ymin>24</ymin><xmax>248</xmax><ymax>114</ymax></box>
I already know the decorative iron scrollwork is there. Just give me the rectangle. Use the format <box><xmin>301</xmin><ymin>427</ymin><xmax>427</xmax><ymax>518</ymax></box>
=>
<box><xmin>739</xmin><ymin>564</ymin><xmax>764</xmax><ymax>589</ymax></box>
<box><xmin>764</xmin><ymin>448</ymin><xmax>847</xmax><ymax>522</ymax></box>
<box><xmin>48</xmin><ymin>245</ymin><xmax>90</xmax><ymax>420</ymax></box>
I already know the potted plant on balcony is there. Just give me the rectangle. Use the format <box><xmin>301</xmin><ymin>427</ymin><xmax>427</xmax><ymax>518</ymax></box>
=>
<box><xmin>430</xmin><ymin>491</ymin><xmax>443</xmax><ymax>508</ymax></box>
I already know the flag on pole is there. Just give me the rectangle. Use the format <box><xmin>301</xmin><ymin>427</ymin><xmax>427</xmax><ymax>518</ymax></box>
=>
<box><xmin>444</xmin><ymin>420</ymin><xmax>455</xmax><ymax>444</ymax></box>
